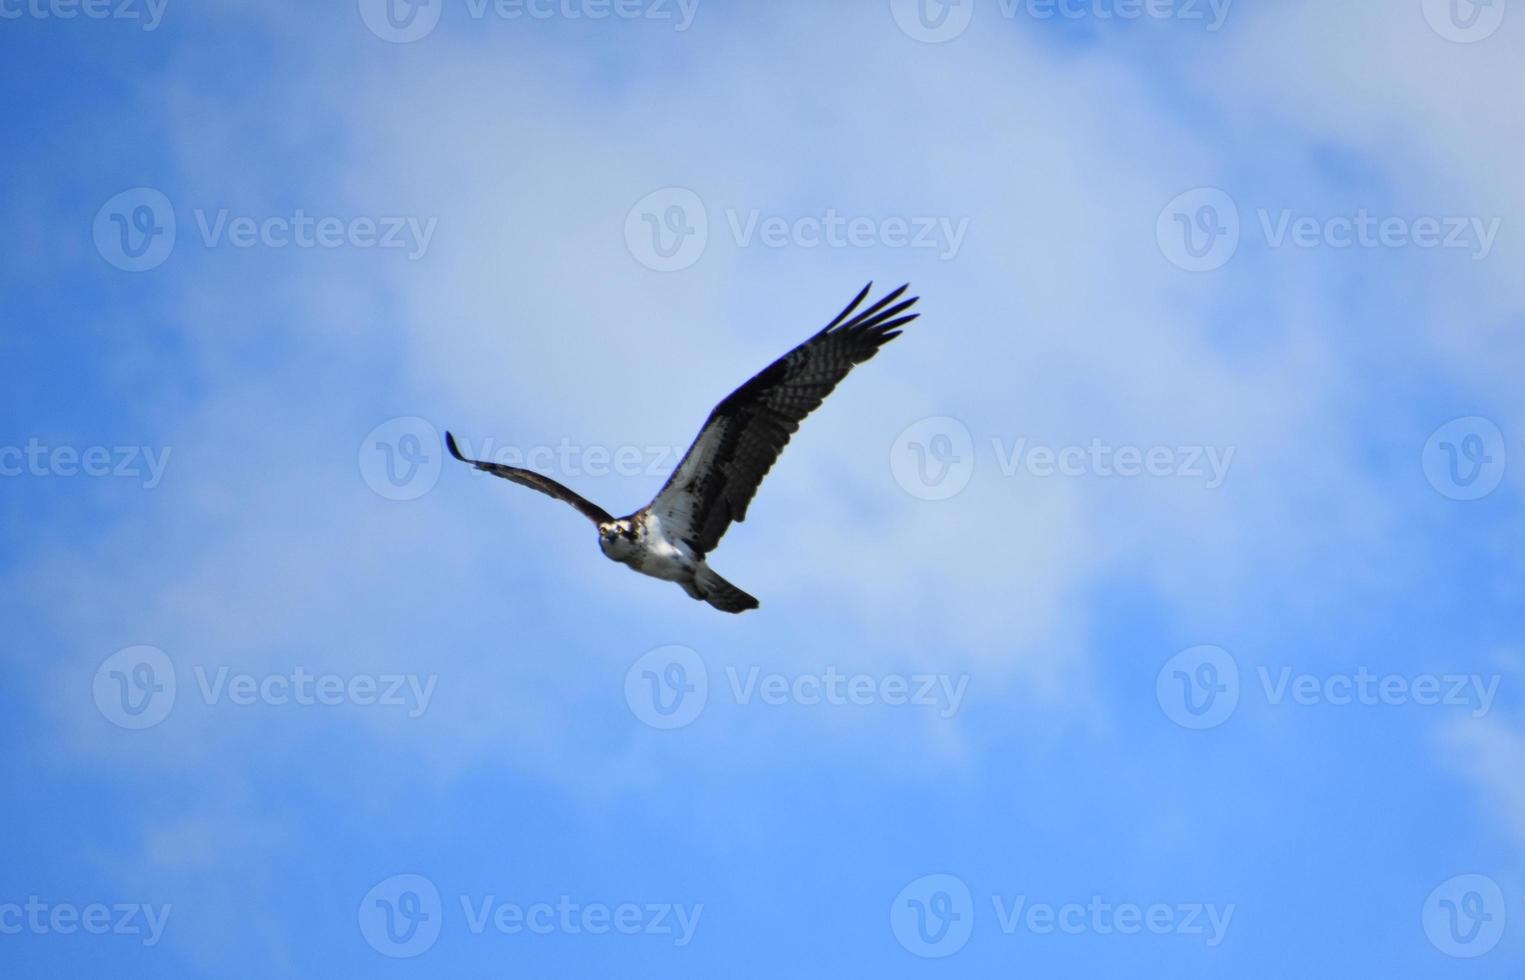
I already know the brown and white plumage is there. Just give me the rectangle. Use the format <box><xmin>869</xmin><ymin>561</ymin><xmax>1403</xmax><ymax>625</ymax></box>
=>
<box><xmin>446</xmin><ymin>282</ymin><xmax>921</xmax><ymax>613</ymax></box>
<box><xmin>445</xmin><ymin>432</ymin><xmax>612</xmax><ymax>525</ymax></box>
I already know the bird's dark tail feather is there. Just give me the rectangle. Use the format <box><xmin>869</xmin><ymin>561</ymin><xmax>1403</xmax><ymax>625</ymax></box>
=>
<box><xmin>694</xmin><ymin>565</ymin><xmax>760</xmax><ymax>614</ymax></box>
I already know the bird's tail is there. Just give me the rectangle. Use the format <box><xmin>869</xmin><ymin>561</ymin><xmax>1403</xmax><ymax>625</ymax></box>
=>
<box><xmin>694</xmin><ymin>564</ymin><xmax>760</xmax><ymax>614</ymax></box>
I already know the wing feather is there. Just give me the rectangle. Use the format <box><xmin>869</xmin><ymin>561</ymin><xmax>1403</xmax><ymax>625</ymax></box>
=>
<box><xmin>445</xmin><ymin>432</ymin><xmax>614</xmax><ymax>525</ymax></box>
<box><xmin>650</xmin><ymin>282</ymin><xmax>920</xmax><ymax>555</ymax></box>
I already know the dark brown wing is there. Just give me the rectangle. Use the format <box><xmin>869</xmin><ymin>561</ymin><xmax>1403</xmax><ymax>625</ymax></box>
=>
<box><xmin>445</xmin><ymin>431</ymin><xmax>614</xmax><ymax>525</ymax></box>
<box><xmin>649</xmin><ymin>282</ymin><xmax>920</xmax><ymax>556</ymax></box>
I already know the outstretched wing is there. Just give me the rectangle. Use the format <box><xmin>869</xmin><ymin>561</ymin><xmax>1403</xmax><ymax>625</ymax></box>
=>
<box><xmin>650</xmin><ymin>282</ymin><xmax>919</xmax><ymax>556</ymax></box>
<box><xmin>445</xmin><ymin>431</ymin><xmax>614</xmax><ymax>525</ymax></box>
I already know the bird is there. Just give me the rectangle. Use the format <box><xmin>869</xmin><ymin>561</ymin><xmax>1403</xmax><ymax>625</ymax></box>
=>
<box><xmin>445</xmin><ymin>282</ymin><xmax>921</xmax><ymax>613</ymax></box>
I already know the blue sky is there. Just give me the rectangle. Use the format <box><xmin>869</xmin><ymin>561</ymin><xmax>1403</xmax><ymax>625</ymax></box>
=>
<box><xmin>3</xmin><ymin>0</ymin><xmax>1524</xmax><ymax>975</ymax></box>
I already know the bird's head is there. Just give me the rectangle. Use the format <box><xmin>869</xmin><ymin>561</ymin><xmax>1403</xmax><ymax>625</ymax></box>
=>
<box><xmin>598</xmin><ymin>519</ymin><xmax>638</xmax><ymax>558</ymax></box>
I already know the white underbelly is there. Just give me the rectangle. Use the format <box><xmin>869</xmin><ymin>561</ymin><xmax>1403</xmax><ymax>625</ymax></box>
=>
<box><xmin>632</xmin><ymin>513</ymin><xmax>698</xmax><ymax>581</ymax></box>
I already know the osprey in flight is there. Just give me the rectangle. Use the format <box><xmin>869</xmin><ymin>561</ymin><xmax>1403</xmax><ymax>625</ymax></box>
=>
<box><xmin>446</xmin><ymin>282</ymin><xmax>920</xmax><ymax>613</ymax></box>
